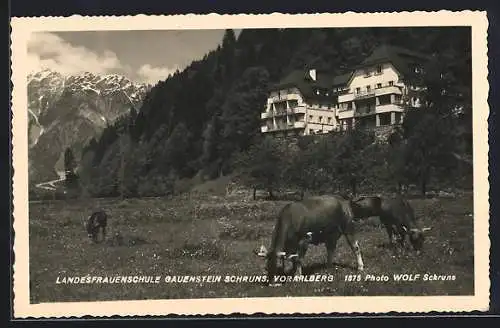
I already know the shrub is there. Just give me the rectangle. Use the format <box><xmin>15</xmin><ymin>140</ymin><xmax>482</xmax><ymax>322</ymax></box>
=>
<box><xmin>137</xmin><ymin>175</ymin><xmax>175</xmax><ymax>197</ymax></box>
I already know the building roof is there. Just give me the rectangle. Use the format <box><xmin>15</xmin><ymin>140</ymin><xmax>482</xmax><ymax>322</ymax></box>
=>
<box><xmin>269</xmin><ymin>69</ymin><xmax>336</xmax><ymax>102</ymax></box>
<box><xmin>268</xmin><ymin>45</ymin><xmax>433</xmax><ymax>97</ymax></box>
<box><xmin>331</xmin><ymin>72</ymin><xmax>352</xmax><ymax>87</ymax></box>
<box><xmin>356</xmin><ymin>44</ymin><xmax>433</xmax><ymax>76</ymax></box>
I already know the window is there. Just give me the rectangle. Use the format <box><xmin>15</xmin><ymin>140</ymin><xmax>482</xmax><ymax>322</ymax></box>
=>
<box><xmin>327</xmin><ymin>117</ymin><xmax>332</xmax><ymax>124</ymax></box>
<box><xmin>366</xmin><ymin>85</ymin><xmax>371</xmax><ymax>92</ymax></box>
<box><xmin>309</xmin><ymin>115</ymin><xmax>313</xmax><ymax>121</ymax></box>
<box><xmin>379</xmin><ymin>113</ymin><xmax>391</xmax><ymax>126</ymax></box>
<box><xmin>364</xmin><ymin>69</ymin><xmax>371</xmax><ymax>77</ymax></box>
<box><xmin>388</xmin><ymin>81</ymin><xmax>394</xmax><ymax>86</ymax></box>
<box><xmin>309</xmin><ymin>129</ymin><xmax>314</xmax><ymax>134</ymax></box>
<box><xmin>376</xmin><ymin>65</ymin><xmax>382</xmax><ymax>74</ymax></box>
<box><xmin>395</xmin><ymin>112</ymin><xmax>402</xmax><ymax>123</ymax></box>
<box><xmin>355</xmin><ymin>87</ymin><xmax>361</xmax><ymax>94</ymax></box>
<box><xmin>376</xmin><ymin>83</ymin><xmax>382</xmax><ymax>89</ymax></box>
<box><xmin>319</xmin><ymin>116</ymin><xmax>323</xmax><ymax>123</ymax></box>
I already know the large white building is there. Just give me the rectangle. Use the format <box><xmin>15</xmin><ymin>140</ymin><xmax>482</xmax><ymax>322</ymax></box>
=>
<box><xmin>260</xmin><ymin>45</ymin><xmax>430</xmax><ymax>137</ymax></box>
<box><xmin>260</xmin><ymin>69</ymin><xmax>345</xmax><ymax>138</ymax></box>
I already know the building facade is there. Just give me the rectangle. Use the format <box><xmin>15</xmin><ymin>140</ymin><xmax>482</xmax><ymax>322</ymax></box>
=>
<box><xmin>260</xmin><ymin>69</ymin><xmax>341</xmax><ymax>137</ymax></box>
<box><xmin>260</xmin><ymin>45</ymin><xmax>429</xmax><ymax>137</ymax></box>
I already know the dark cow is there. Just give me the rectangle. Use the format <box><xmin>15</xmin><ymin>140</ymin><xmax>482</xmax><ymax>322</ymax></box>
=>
<box><xmin>85</xmin><ymin>211</ymin><xmax>108</xmax><ymax>243</ymax></box>
<box><xmin>380</xmin><ymin>196</ymin><xmax>431</xmax><ymax>252</ymax></box>
<box><xmin>349</xmin><ymin>195</ymin><xmax>431</xmax><ymax>252</ymax></box>
<box><xmin>256</xmin><ymin>195</ymin><xmax>366</xmax><ymax>285</ymax></box>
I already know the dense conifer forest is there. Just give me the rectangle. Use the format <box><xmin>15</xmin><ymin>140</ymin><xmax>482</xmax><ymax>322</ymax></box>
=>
<box><xmin>57</xmin><ymin>27</ymin><xmax>472</xmax><ymax>199</ymax></box>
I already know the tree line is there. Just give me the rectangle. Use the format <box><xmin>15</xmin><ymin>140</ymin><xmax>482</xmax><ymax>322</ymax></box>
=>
<box><xmin>50</xmin><ymin>27</ymin><xmax>471</xmax><ymax>200</ymax></box>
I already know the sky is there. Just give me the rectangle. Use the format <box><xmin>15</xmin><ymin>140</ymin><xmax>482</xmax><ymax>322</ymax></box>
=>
<box><xmin>27</xmin><ymin>29</ymin><xmax>241</xmax><ymax>84</ymax></box>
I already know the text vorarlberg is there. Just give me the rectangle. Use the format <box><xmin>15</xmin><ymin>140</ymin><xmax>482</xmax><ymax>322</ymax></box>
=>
<box><xmin>55</xmin><ymin>273</ymin><xmax>457</xmax><ymax>284</ymax></box>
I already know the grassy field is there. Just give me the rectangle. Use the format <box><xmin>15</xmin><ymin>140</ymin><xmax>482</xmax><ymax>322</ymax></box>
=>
<box><xmin>28</xmin><ymin>190</ymin><xmax>474</xmax><ymax>303</ymax></box>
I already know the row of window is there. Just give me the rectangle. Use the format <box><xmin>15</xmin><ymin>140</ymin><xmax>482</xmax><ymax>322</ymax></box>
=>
<box><xmin>364</xmin><ymin>65</ymin><xmax>384</xmax><ymax>77</ymax></box>
<box><xmin>268</xmin><ymin>101</ymin><xmax>341</xmax><ymax>112</ymax></box>
<box><xmin>308</xmin><ymin>115</ymin><xmax>334</xmax><ymax>124</ymax></box>
<box><xmin>309</xmin><ymin>129</ymin><xmax>327</xmax><ymax>135</ymax></box>
<box><xmin>364</xmin><ymin>64</ymin><xmax>424</xmax><ymax>78</ymax></box>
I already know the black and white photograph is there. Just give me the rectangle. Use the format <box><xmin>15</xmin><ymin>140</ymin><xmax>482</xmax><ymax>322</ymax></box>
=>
<box><xmin>11</xmin><ymin>12</ymin><xmax>490</xmax><ymax>317</ymax></box>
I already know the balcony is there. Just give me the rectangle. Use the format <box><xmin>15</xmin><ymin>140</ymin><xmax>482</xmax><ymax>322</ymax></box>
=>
<box><xmin>338</xmin><ymin>85</ymin><xmax>403</xmax><ymax>104</ymax></box>
<box><xmin>354</xmin><ymin>90</ymin><xmax>376</xmax><ymax>100</ymax></box>
<box><xmin>354</xmin><ymin>107</ymin><xmax>376</xmax><ymax>117</ymax></box>
<box><xmin>261</xmin><ymin>112</ymin><xmax>272</xmax><ymax>119</ymax></box>
<box><xmin>260</xmin><ymin>106</ymin><xmax>307</xmax><ymax>120</ymax></box>
<box><xmin>262</xmin><ymin>121</ymin><xmax>306</xmax><ymax>133</ymax></box>
<box><xmin>268</xmin><ymin>93</ymin><xmax>302</xmax><ymax>103</ymax></box>
<box><xmin>375</xmin><ymin>103</ymin><xmax>405</xmax><ymax>114</ymax></box>
<box><xmin>375</xmin><ymin>85</ymin><xmax>402</xmax><ymax>97</ymax></box>
<box><xmin>337</xmin><ymin>109</ymin><xmax>354</xmax><ymax>120</ymax></box>
<box><xmin>291</xmin><ymin>121</ymin><xmax>305</xmax><ymax>129</ymax></box>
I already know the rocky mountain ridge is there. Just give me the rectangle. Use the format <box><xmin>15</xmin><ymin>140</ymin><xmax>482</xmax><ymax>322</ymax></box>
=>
<box><xmin>28</xmin><ymin>69</ymin><xmax>151</xmax><ymax>184</ymax></box>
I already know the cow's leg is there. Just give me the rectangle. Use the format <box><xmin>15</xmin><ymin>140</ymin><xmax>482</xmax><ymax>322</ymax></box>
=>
<box><xmin>383</xmin><ymin>223</ymin><xmax>395</xmax><ymax>248</ymax></box>
<box><xmin>292</xmin><ymin>240</ymin><xmax>308</xmax><ymax>276</ymax></box>
<box><xmin>102</xmin><ymin>225</ymin><xmax>107</xmax><ymax>242</ymax></box>
<box><xmin>344</xmin><ymin>233</ymin><xmax>364</xmax><ymax>272</ymax></box>
<box><xmin>326</xmin><ymin>230</ymin><xmax>341</xmax><ymax>267</ymax></box>
<box><xmin>395</xmin><ymin>226</ymin><xmax>408</xmax><ymax>250</ymax></box>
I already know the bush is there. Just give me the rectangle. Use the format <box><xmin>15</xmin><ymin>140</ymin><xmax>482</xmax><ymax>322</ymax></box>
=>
<box><xmin>137</xmin><ymin>175</ymin><xmax>175</xmax><ymax>197</ymax></box>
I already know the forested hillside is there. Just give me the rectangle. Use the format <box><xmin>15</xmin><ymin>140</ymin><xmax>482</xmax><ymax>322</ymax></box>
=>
<box><xmin>60</xmin><ymin>27</ymin><xmax>472</xmax><ymax>199</ymax></box>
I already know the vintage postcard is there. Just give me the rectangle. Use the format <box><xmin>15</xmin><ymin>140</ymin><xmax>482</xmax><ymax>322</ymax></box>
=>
<box><xmin>11</xmin><ymin>11</ymin><xmax>490</xmax><ymax>317</ymax></box>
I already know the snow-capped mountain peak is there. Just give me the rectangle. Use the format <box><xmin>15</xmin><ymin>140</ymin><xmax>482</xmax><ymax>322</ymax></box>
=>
<box><xmin>27</xmin><ymin>69</ymin><xmax>152</xmax><ymax>184</ymax></box>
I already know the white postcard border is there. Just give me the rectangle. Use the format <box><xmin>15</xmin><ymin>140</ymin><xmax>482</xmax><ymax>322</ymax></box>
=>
<box><xmin>11</xmin><ymin>11</ymin><xmax>490</xmax><ymax>317</ymax></box>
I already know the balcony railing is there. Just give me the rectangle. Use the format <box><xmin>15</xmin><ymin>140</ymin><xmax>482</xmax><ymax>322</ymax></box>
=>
<box><xmin>268</xmin><ymin>93</ymin><xmax>302</xmax><ymax>103</ymax></box>
<box><xmin>339</xmin><ymin>85</ymin><xmax>403</xmax><ymax>103</ymax></box>
<box><xmin>263</xmin><ymin>121</ymin><xmax>306</xmax><ymax>132</ymax></box>
<box><xmin>260</xmin><ymin>106</ymin><xmax>307</xmax><ymax>119</ymax></box>
<box><xmin>354</xmin><ymin>107</ymin><xmax>376</xmax><ymax>116</ymax></box>
<box><xmin>354</xmin><ymin>90</ymin><xmax>376</xmax><ymax>99</ymax></box>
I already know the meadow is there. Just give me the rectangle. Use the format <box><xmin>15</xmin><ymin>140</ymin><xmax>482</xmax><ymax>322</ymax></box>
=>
<box><xmin>28</xmin><ymin>189</ymin><xmax>474</xmax><ymax>303</ymax></box>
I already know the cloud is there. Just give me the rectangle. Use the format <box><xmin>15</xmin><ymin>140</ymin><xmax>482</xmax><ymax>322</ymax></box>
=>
<box><xmin>27</xmin><ymin>32</ymin><xmax>123</xmax><ymax>75</ymax></box>
<box><xmin>137</xmin><ymin>64</ymin><xmax>178</xmax><ymax>84</ymax></box>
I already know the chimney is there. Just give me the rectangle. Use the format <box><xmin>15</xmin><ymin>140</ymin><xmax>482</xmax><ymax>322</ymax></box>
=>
<box><xmin>309</xmin><ymin>69</ymin><xmax>317</xmax><ymax>81</ymax></box>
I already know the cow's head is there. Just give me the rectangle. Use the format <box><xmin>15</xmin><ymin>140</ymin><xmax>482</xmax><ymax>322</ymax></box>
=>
<box><xmin>256</xmin><ymin>245</ymin><xmax>293</xmax><ymax>283</ymax></box>
<box><xmin>404</xmin><ymin>226</ymin><xmax>432</xmax><ymax>253</ymax></box>
<box><xmin>84</xmin><ymin>216</ymin><xmax>98</xmax><ymax>241</ymax></box>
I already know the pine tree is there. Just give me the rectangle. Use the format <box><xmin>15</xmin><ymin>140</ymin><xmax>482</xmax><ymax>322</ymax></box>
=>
<box><xmin>64</xmin><ymin>147</ymin><xmax>79</xmax><ymax>194</ymax></box>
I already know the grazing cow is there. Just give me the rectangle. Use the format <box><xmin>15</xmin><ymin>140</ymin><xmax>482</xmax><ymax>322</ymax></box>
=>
<box><xmin>256</xmin><ymin>195</ymin><xmax>365</xmax><ymax>285</ymax></box>
<box><xmin>380</xmin><ymin>196</ymin><xmax>431</xmax><ymax>253</ymax></box>
<box><xmin>348</xmin><ymin>195</ymin><xmax>431</xmax><ymax>252</ymax></box>
<box><xmin>85</xmin><ymin>210</ymin><xmax>108</xmax><ymax>243</ymax></box>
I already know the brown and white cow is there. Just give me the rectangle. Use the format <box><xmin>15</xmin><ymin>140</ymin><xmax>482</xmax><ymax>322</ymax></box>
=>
<box><xmin>256</xmin><ymin>195</ymin><xmax>368</xmax><ymax>285</ymax></box>
<box><xmin>350</xmin><ymin>195</ymin><xmax>432</xmax><ymax>253</ymax></box>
